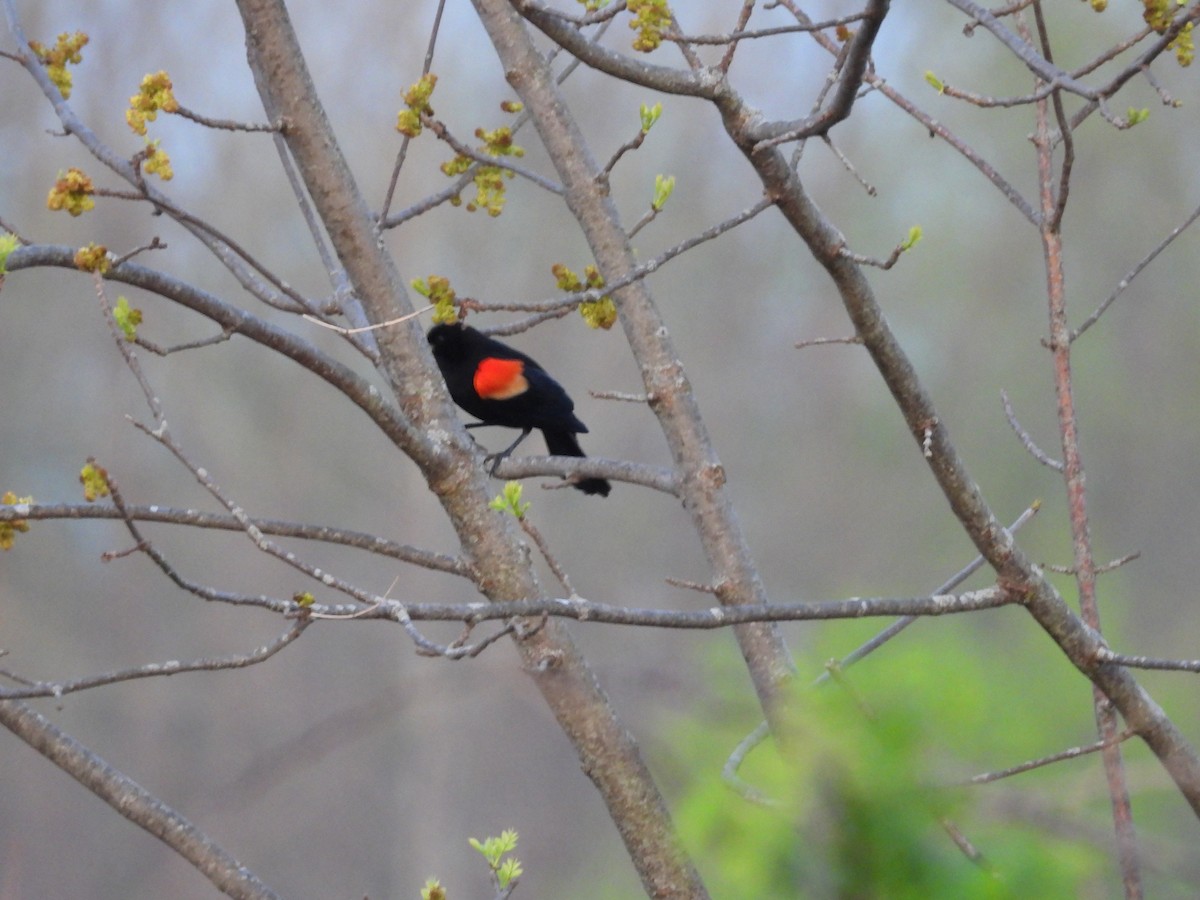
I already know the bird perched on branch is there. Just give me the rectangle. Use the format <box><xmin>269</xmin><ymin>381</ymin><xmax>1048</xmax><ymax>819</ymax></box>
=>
<box><xmin>427</xmin><ymin>322</ymin><xmax>611</xmax><ymax>497</ymax></box>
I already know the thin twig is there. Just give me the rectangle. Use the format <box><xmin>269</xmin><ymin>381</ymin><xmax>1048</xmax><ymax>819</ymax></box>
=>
<box><xmin>0</xmin><ymin>216</ymin><xmax>32</xmax><ymax>243</ymax></box>
<box><xmin>109</xmin><ymin>236</ymin><xmax>167</xmax><ymax>268</ymax></box>
<box><xmin>461</xmin><ymin>197</ymin><xmax>773</xmax><ymax>318</ymax></box>
<box><xmin>837</xmin><ymin>232</ymin><xmax>914</xmax><ymax>270</ymax></box>
<box><xmin>721</xmin><ymin>721</ymin><xmax>778</xmax><ymax>806</ymax></box>
<box><xmin>4</xmin><ymin>16</ymin><xmax>328</xmax><ymax>321</ymax></box>
<box><xmin>941</xmin><ymin>818</ymin><xmax>999</xmax><ymax>875</ymax></box>
<box><xmin>135</xmin><ymin>327</ymin><xmax>236</xmax><ymax>356</ymax></box>
<box><xmin>774</xmin><ymin>0</ymin><xmax>1036</xmax><ymax>224</ymax></box>
<box><xmin>1141</xmin><ymin>64</ymin><xmax>1180</xmax><ymax>107</ymax></box>
<box><xmin>92</xmin><ymin>187</ymin><xmax>326</xmax><ymax>316</ymax></box>
<box><xmin>173</xmin><ymin>105</ymin><xmax>280</xmax><ymax>132</ymax></box>
<box><xmin>599</xmin><ymin>127</ymin><xmax>648</xmax><ymax>180</ymax></box>
<box><xmin>749</xmin><ymin>0</ymin><xmax>892</xmax><ymax>148</ymax></box>
<box><xmin>519</xmin><ymin>515</ymin><xmax>575</xmax><ymax>597</ymax></box>
<box><xmin>1074</xmin><ymin>26</ymin><xmax>1155</xmax><ymax>78</ymax></box>
<box><xmin>380</xmin><ymin>0</ymin><xmax>448</xmax><ymax>221</ymax></box>
<box><xmin>664</xmin><ymin>13</ymin><xmax>869</xmax><ymax>48</ymax></box>
<box><xmin>246</xmin><ymin>61</ymin><xmax>379</xmax><ymax>359</ymax></box>
<box><xmin>943</xmin><ymin>0</ymin><xmax>1098</xmax><ymax>99</ymax></box>
<box><xmin>821</xmin><ymin>135</ymin><xmax>877</xmax><ymax>196</ymax></box>
<box><xmin>380</xmin><ymin>13</ymin><xmax>612</xmax><ymax>231</ymax></box>
<box><xmin>812</xmin><ymin>502</ymin><xmax>1040</xmax><ymax>684</ymax></box>
<box><xmin>130</xmin><ymin>417</ymin><xmax>474</xmax><ymax>656</ymax></box>
<box><xmin>302</xmin><ymin>304</ymin><xmax>434</xmax><ymax>335</ymax></box>
<box><xmin>961</xmin><ymin>0</ymin><xmax>1032</xmax><ymax>36</ymax></box>
<box><xmin>590</xmin><ymin>389</ymin><xmax>650</xmax><ymax>403</ymax></box>
<box><xmin>380</xmin><ymin>181</ymin><xmax>470</xmax><ymax>228</ymax></box>
<box><xmin>1072</xmin><ymin>201</ymin><xmax>1200</xmax><ymax>342</ymax></box>
<box><xmin>665</xmin><ymin>577</ymin><xmax>718</xmax><ymax>594</ymax></box>
<box><xmin>1098</xmin><ymin>651</ymin><xmax>1200</xmax><ymax>673</ymax></box>
<box><xmin>717</xmin><ymin>0</ymin><xmax>755</xmax><ymax>73</ymax></box>
<box><xmin>626</xmin><ymin>203</ymin><xmax>662</xmax><ymax>240</ymax></box>
<box><xmin>1096</xmin><ymin>552</ymin><xmax>1140</xmax><ymax>575</ymax></box>
<box><xmin>423</xmin><ymin>115</ymin><xmax>564</xmax><ymax>196</ymax></box>
<box><xmin>1031</xmin><ymin>0</ymin><xmax>1073</xmax><ymax>230</ymax></box>
<box><xmin>114</xmin><ymin>187</ymin><xmax>327</xmax><ymax>315</ymax></box>
<box><xmin>964</xmin><ymin>730</ymin><xmax>1134</xmax><ymax>784</ymax></box>
<box><xmin>91</xmin><ymin>273</ymin><xmax>164</xmax><ymax>425</ymax></box>
<box><xmin>0</xmin><ymin>621</ymin><xmax>311</xmax><ymax>700</ymax></box>
<box><xmin>1001</xmin><ymin>389</ymin><xmax>1063</xmax><ymax>471</ymax></box>
<box><xmin>794</xmin><ymin>335</ymin><xmax>862</xmax><ymax>350</ymax></box>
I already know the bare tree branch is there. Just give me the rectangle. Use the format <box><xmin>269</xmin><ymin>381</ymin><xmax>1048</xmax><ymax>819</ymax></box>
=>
<box><xmin>6</xmin><ymin>244</ymin><xmax>425</xmax><ymax>451</ymax></box>
<box><xmin>0</xmin><ymin>699</ymin><xmax>281</xmax><ymax>899</ymax></box>
<box><xmin>697</xmin><ymin>0</ymin><xmax>1200</xmax><ymax>818</ymax></box>
<box><xmin>380</xmin><ymin>0</ymin><xmax>449</xmax><ymax>221</ymax></box>
<box><xmin>424</xmin><ymin>115</ymin><xmax>564</xmax><ymax>195</ymax></box>
<box><xmin>772</xmin><ymin>0</ymin><xmax>1039</xmax><ymax>224</ymax></box>
<box><xmin>941</xmin><ymin>0</ymin><xmax>1099</xmax><ymax>98</ymax></box>
<box><xmin>1031</xmin><ymin>58</ymin><xmax>1142</xmax><ymax>891</ymax></box>
<box><xmin>0</xmin><ymin>621</ymin><xmax>311</xmax><ymax>700</ymax></box>
<box><xmin>233</xmin><ymin>2</ymin><xmax>710</xmax><ymax>895</ymax></box>
<box><xmin>492</xmin><ymin>0</ymin><xmax>802</xmax><ymax>744</ymax></box>
<box><xmin>1</xmin><ymin>4</ymin><xmax>325</xmax><ymax>315</ymax></box>
<box><xmin>749</xmin><ymin>0</ymin><xmax>891</xmax><ymax>146</ymax></box>
<box><xmin>512</xmin><ymin>0</ymin><xmax>717</xmax><ymax>98</ymax></box>
<box><xmin>0</xmin><ymin>503</ymin><xmax>470</xmax><ymax>576</ymax></box>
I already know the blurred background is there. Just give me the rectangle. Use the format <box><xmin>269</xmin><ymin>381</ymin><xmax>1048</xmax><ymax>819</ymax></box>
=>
<box><xmin>3</xmin><ymin>0</ymin><xmax>1200</xmax><ymax>896</ymax></box>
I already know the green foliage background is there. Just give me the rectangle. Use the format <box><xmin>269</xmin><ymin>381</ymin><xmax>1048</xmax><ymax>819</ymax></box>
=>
<box><xmin>607</xmin><ymin>616</ymin><xmax>1199</xmax><ymax>899</ymax></box>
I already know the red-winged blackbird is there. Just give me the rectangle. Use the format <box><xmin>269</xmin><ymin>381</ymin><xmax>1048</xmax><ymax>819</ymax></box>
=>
<box><xmin>427</xmin><ymin>322</ymin><xmax>611</xmax><ymax>497</ymax></box>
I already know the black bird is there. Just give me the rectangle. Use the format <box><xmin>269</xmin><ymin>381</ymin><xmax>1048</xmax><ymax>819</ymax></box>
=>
<box><xmin>427</xmin><ymin>322</ymin><xmax>611</xmax><ymax>497</ymax></box>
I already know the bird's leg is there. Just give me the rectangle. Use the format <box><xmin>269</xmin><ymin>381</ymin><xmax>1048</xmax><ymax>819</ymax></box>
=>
<box><xmin>483</xmin><ymin>428</ymin><xmax>532</xmax><ymax>475</ymax></box>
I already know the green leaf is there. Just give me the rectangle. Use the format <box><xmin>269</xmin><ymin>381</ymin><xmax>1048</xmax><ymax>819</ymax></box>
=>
<box><xmin>0</xmin><ymin>233</ymin><xmax>18</xmax><ymax>274</ymax></box>
<box><xmin>580</xmin><ymin>296</ymin><xmax>617</xmax><ymax>330</ymax></box>
<box><xmin>468</xmin><ymin>829</ymin><xmax>520</xmax><ymax>867</ymax></box>
<box><xmin>640</xmin><ymin>101</ymin><xmax>663</xmax><ymax>133</ymax></box>
<box><xmin>113</xmin><ymin>296</ymin><xmax>143</xmax><ymax>341</ymax></box>
<box><xmin>924</xmin><ymin>70</ymin><xmax>945</xmax><ymax>94</ymax></box>
<box><xmin>489</xmin><ymin>482</ymin><xmax>530</xmax><ymax>518</ymax></box>
<box><xmin>79</xmin><ymin>462</ymin><xmax>110</xmax><ymax>502</ymax></box>
<box><xmin>497</xmin><ymin>856</ymin><xmax>523</xmax><ymax>889</ymax></box>
<box><xmin>0</xmin><ymin>490</ymin><xmax>33</xmax><ymax>551</ymax></box>
<box><xmin>494</xmin><ymin>830</ymin><xmax>519</xmax><ymax>853</ymax></box>
<box><xmin>652</xmin><ymin>173</ymin><xmax>675</xmax><ymax>211</ymax></box>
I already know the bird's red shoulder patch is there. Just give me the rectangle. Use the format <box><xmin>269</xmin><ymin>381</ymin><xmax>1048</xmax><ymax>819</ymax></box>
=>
<box><xmin>474</xmin><ymin>357</ymin><xmax>528</xmax><ymax>400</ymax></box>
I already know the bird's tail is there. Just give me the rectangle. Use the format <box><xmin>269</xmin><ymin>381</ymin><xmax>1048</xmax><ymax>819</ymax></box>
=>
<box><xmin>542</xmin><ymin>429</ymin><xmax>611</xmax><ymax>497</ymax></box>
